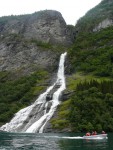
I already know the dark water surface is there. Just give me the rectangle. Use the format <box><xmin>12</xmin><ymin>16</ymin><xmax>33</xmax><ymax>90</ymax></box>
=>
<box><xmin>0</xmin><ymin>132</ymin><xmax>112</xmax><ymax>150</ymax></box>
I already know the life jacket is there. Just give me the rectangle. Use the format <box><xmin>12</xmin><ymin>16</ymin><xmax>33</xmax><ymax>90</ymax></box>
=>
<box><xmin>86</xmin><ymin>132</ymin><xmax>90</xmax><ymax>136</ymax></box>
<box><xmin>94</xmin><ymin>131</ymin><xmax>97</xmax><ymax>135</ymax></box>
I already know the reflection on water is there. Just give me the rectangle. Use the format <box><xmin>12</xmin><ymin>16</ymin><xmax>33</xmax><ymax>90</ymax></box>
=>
<box><xmin>0</xmin><ymin>132</ymin><xmax>61</xmax><ymax>150</ymax></box>
<box><xmin>0</xmin><ymin>132</ymin><xmax>111</xmax><ymax>150</ymax></box>
<box><xmin>83</xmin><ymin>139</ymin><xmax>108</xmax><ymax>150</ymax></box>
<box><xmin>58</xmin><ymin>138</ymin><xmax>108</xmax><ymax>150</ymax></box>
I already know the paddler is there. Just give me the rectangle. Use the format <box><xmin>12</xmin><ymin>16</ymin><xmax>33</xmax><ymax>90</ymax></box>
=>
<box><xmin>86</xmin><ymin>132</ymin><xmax>91</xmax><ymax>136</ymax></box>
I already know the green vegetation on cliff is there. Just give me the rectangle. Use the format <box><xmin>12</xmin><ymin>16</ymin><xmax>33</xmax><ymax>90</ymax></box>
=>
<box><xmin>51</xmin><ymin>0</ymin><xmax>113</xmax><ymax>132</ymax></box>
<box><xmin>1</xmin><ymin>0</ymin><xmax>113</xmax><ymax>133</ymax></box>
<box><xmin>51</xmin><ymin>74</ymin><xmax>113</xmax><ymax>132</ymax></box>
<box><xmin>69</xmin><ymin>26</ymin><xmax>113</xmax><ymax>77</ymax></box>
<box><xmin>69</xmin><ymin>86</ymin><xmax>113</xmax><ymax>132</ymax></box>
<box><xmin>0</xmin><ymin>70</ymin><xmax>49</xmax><ymax>125</ymax></box>
<box><xmin>76</xmin><ymin>0</ymin><xmax>113</xmax><ymax>32</ymax></box>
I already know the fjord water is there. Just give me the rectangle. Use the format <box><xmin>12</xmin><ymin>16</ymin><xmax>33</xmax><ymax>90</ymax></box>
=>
<box><xmin>0</xmin><ymin>132</ymin><xmax>112</xmax><ymax>150</ymax></box>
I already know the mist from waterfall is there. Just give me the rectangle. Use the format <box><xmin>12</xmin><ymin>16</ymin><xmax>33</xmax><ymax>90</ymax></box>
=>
<box><xmin>0</xmin><ymin>52</ymin><xmax>67</xmax><ymax>133</ymax></box>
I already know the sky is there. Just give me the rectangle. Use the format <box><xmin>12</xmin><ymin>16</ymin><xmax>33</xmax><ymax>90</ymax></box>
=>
<box><xmin>1</xmin><ymin>0</ymin><xmax>102</xmax><ymax>25</ymax></box>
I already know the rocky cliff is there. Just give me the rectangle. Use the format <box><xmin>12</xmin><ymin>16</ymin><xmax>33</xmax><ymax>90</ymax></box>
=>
<box><xmin>0</xmin><ymin>10</ymin><xmax>75</xmax><ymax>76</ymax></box>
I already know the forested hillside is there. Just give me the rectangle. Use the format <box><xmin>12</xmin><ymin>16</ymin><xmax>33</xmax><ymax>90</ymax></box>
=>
<box><xmin>51</xmin><ymin>0</ymin><xmax>113</xmax><ymax>132</ymax></box>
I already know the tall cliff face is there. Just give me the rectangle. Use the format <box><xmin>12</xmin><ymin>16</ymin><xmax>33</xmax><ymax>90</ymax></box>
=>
<box><xmin>0</xmin><ymin>10</ymin><xmax>75</xmax><ymax>75</ymax></box>
<box><xmin>0</xmin><ymin>10</ymin><xmax>74</xmax><ymax>45</ymax></box>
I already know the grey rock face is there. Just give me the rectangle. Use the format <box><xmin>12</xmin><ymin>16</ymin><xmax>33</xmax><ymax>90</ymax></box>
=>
<box><xmin>93</xmin><ymin>18</ymin><xmax>113</xmax><ymax>32</ymax></box>
<box><xmin>0</xmin><ymin>40</ymin><xmax>58</xmax><ymax>74</ymax></box>
<box><xmin>0</xmin><ymin>10</ymin><xmax>74</xmax><ymax>74</ymax></box>
<box><xmin>0</xmin><ymin>10</ymin><xmax>74</xmax><ymax>46</ymax></box>
<box><xmin>24</xmin><ymin>10</ymin><xmax>73</xmax><ymax>46</ymax></box>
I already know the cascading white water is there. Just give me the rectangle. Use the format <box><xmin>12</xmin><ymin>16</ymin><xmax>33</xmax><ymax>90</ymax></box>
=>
<box><xmin>0</xmin><ymin>52</ymin><xmax>67</xmax><ymax>133</ymax></box>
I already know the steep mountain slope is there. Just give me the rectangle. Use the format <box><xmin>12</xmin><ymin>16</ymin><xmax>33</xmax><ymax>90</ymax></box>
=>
<box><xmin>0</xmin><ymin>10</ymin><xmax>75</xmax><ymax>75</ymax></box>
<box><xmin>1</xmin><ymin>0</ymin><xmax>113</xmax><ymax>133</ymax></box>
<box><xmin>69</xmin><ymin>0</ymin><xmax>113</xmax><ymax>77</ymax></box>
<box><xmin>0</xmin><ymin>10</ymin><xmax>75</xmax><ymax>126</ymax></box>
<box><xmin>51</xmin><ymin>0</ymin><xmax>113</xmax><ymax>132</ymax></box>
<box><xmin>76</xmin><ymin>0</ymin><xmax>113</xmax><ymax>33</ymax></box>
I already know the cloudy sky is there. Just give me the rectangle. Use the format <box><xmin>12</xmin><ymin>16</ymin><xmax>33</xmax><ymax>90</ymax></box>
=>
<box><xmin>1</xmin><ymin>0</ymin><xmax>101</xmax><ymax>25</ymax></box>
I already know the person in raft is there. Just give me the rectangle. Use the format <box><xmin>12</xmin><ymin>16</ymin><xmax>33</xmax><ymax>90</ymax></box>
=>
<box><xmin>86</xmin><ymin>131</ymin><xmax>98</xmax><ymax>136</ymax></box>
<box><xmin>91</xmin><ymin>131</ymin><xmax>95</xmax><ymax>135</ymax></box>
<box><xmin>86</xmin><ymin>132</ymin><xmax>91</xmax><ymax>136</ymax></box>
<box><xmin>102</xmin><ymin>131</ymin><xmax>106</xmax><ymax>134</ymax></box>
<box><xmin>94</xmin><ymin>131</ymin><xmax>97</xmax><ymax>135</ymax></box>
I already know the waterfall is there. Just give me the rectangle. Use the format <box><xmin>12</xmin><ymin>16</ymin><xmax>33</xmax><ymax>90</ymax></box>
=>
<box><xmin>0</xmin><ymin>52</ymin><xmax>67</xmax><ymax>133</ymax></box>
